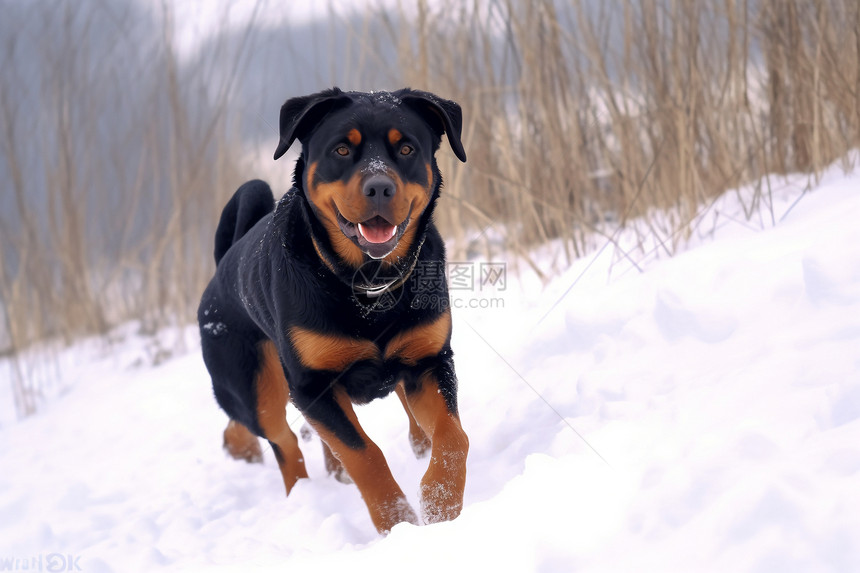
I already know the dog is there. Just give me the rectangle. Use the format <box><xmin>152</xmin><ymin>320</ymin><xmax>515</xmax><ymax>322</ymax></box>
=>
<box><xmin>197</xmin><ymin>88</ymin><xmax>469</xmax><ymax>533</ymax></box>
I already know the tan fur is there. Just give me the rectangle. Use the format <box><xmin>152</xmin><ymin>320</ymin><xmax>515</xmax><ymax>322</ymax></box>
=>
<box><xmin>306</xmin><ymin>162</ymin><xmax>365</xmax><ymax>267</ymax></box>
<box><xmin>382</xmin><ymin>164</ymin><xmax>433</xmax><ymax>264</ymax></box>
<box><xmin>310</xmin><ymin>388</ymin><xmax>419</xmax><ymax>533</ymax></box>
<box><xmin>384</xmin><ymin>309</ymin><xmax>452</xmax><ymax>365</ymax></box>
<box><xmin>289</xmin><ymin>326</ymin><xmax>380</xmax><ymax>371</ymax></box>
<box><xmin>321</xmin><ymin>440</ymin><xmax>352</xmax><ymax>483</ymax></box>
<box><xmin>306</xmin><ymin>161</ymin><xmax>434</xmax><ymax>268</ymax></box>
<box><xmin>255</xmin><ymin>341</ymin><xmax>308</xmax><ymax>494</ymax></box>
<box><xmin>222</xmin><ymin>419</ymin><xmax>263</xmax><ymax>463</ymax></box>
<box><xmin>404</xmin><ymin>373</ymin><xmax>469</xmax><ymax>524</ymax></box>
<box><xmin>395</xmin><ymin>383</ymin><xmax>431</xmax><ymax>458</ymax></box>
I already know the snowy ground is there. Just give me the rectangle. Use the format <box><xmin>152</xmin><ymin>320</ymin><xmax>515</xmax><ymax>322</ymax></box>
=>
<box><xmin>1</xmin><ymin>157</ymin><xmax>859</xmax><ymax>572</ymax></box>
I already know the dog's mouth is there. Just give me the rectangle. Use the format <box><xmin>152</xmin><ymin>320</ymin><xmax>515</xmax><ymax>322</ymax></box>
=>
<box><xmin>336</xmin><ymin>211</ymin><xmax>410</xmax><ymax>259</ymax></box>
<box><xmin>358</xmin><ymin>217</ymin><xmax>397</xmax><ymax>244</ymax></box>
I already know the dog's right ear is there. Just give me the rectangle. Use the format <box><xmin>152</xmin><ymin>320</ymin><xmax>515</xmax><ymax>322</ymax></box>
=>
<box><xmin>274</xmin><ymin>88</ymin><xmax>351</xmax><ymax>160</ymax></box>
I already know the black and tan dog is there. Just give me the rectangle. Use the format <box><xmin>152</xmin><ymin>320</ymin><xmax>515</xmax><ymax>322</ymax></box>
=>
<box><xmin>197</xmin><ymin>88</ymin><xmax>468</xmax><ymax>533</ymax></box>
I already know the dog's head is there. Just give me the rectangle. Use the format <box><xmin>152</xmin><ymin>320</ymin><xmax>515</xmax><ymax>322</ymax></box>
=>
<box><xmin>274</xmin><ymin>88</ymin><xmax>466</xmax><ymax>267</ymax></box>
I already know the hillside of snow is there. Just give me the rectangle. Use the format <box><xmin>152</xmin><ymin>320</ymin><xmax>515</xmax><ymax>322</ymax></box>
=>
<box><xmin>1</xmin><ymin>157</ymin><xmax>859</xmax><ymax>572</ymax></box>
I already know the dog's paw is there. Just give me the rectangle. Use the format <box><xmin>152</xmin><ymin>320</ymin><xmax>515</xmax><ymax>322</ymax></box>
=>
<box><xmin>300</xmin><ymin>423</ymin><xmax>314</xmax><ymax>442</ymax></box>
<box><xmin>410</xmin><ymin>431</ymin><xmax>431</xmax><ymax>459</ymax></box>
<box><xmin>332</xmin><ymin>466</ymin><xmax>354</xmax><ymax>485</ymax></box>
<box><xmin>223</xmin><ymin>420</ymin><xmax>264</xmax><ymax>463</ymax></box>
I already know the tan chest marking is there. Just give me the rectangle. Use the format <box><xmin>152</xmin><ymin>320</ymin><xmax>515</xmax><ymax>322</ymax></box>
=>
<box><xmin>289</xmin><ymin>326</ymin><xmax>380</xmax><ymax>371</ymax></box>
<box><xmin>289</xmin><ymin>310</ymin><xmax>451</xmax><ymax>373</ymax></box>
<box><xmin>384</xmin><ymin>310</ymin><xmax>452</xmax><ymax>365</ymax></box>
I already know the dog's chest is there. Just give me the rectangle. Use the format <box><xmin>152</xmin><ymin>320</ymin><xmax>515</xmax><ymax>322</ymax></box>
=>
<box><xmin>289</xmin><ymin>308</ymin><xmax>450</xmax><ymax>373</ymax></box>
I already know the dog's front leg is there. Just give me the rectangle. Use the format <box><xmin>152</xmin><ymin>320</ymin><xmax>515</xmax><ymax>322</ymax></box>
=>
<box><xmin>403</xmin><ymin>359</ymin><xmax>469</xmax><ymax>524</ymax></box>
<box><xmin>295</xmin><ymin>383</ymin><xmax>418</xmax><ymax>533</ymax></box>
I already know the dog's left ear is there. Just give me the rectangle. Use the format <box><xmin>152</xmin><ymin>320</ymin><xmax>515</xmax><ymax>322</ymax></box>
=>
<box><xmin>274</xmin><ymin>88</ymin><xmax>351</xmax><ymax>160</ymax></box>
<box><xmin>399</xmin><ymin>90</ymin><xmax>467</xmax><ymax>163</ymax></box>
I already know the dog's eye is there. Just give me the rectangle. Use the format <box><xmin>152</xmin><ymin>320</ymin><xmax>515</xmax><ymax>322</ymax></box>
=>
<box><xmin>335</xmin><ymin>145</ymin><xmax>350</xmax><ymax>157</ymax></box>
<box><xmin>399</xmin><ymin>144</ymin><xmax>414</xmax><ymax>156</ymax></box>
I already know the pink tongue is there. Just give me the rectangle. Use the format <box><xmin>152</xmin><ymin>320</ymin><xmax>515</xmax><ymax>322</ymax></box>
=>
<box><xmin>358</xmin><ymin>222</ymin><xmax>397</xmax><ymax>244</ymax></box>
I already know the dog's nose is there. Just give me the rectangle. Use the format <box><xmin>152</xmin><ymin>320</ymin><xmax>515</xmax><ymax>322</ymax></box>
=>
<box><xmin>362</xmin><ymin>175</ymin><xmax>396</xmax><ymax>199</ymax></box>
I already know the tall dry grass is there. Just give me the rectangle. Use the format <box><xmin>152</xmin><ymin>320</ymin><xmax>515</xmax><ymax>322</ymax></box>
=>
<box><xmin>377</xmin><ymin>0</ymin><xmax>860</xmax><ymax>268</ymax></box>
<box><xmin>0</xmin><ymin>0</ymin><xmax>255</xmax><ymax>414</ymax></box>
<box><xmin>2</xmin><ymin>0</ymin><xmax>859</xmax><ymax>417</ymax></box>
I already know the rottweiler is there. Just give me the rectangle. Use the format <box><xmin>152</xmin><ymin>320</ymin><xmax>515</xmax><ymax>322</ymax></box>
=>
<box><xmin>197</xmin><ymin>88</ymin><xmax>469</xmax><ymax>533</ymax></box>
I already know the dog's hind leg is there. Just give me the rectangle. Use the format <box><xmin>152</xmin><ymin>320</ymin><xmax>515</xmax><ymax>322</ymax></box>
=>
<box><xmin>395</xmin><ymin>382</ymin><xmax>431</xmax><ymax>458</ymax></box>
<box><xmin>321</xmin><ymin>441</ymin><xmax>353</xmax><ymax>484</ymax></box>
<box><xmin>255</xmin><ymin>340</ymin><xmax>309</xmax><ymax>495</ymax></box>
<box><xmin>199</xmin><ymin>307</ymin><xmax>308</xmax><ymax>494</ymax></box>
<box><xmin>199</xmin><ymin>301</ymin><xmax>268</xmax><ymax>466</ymax></box>
<box><xmin>223</xmin><ymin>419</ymin><xmax>263</xmax><ymax>463</ymax></box>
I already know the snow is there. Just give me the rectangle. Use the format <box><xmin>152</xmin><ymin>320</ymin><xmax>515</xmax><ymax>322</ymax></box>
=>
<box><xmin>201</xmin><ymin>322</ymin><xmax>228</xmax><ymax>336</ymax></box>
<box><xmin>361</xmin><ymin>157</ymin><xmax>389</xmax><ymax>175</ymax></box>
<box><xmin>2</xmin><ymin>157</ymin><xmax>860</xmax><ymax>572</ymax></box>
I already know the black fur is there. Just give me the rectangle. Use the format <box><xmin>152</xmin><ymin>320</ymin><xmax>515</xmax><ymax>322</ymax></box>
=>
<box><xmin>213</xmin><ymin>180</ymin><xmax>275</xmax><ymax>265</ymax></box>
<box><xmin>198</xmin><ymin>88</ymin><xmax>466</xmax><ymax>452</ymax></box>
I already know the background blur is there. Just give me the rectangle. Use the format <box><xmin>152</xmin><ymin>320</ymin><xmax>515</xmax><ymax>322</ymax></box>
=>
<box><xmin>2</xmin><ymin>0</ymin><xmax>859</xmax><ymax>416</ymax></box>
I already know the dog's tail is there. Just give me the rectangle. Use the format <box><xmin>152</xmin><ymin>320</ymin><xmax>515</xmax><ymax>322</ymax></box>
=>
<box><xmin>214</xmin><ymin>179</ymin><xmax>275</xmax><ymax>265</ymax></box>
